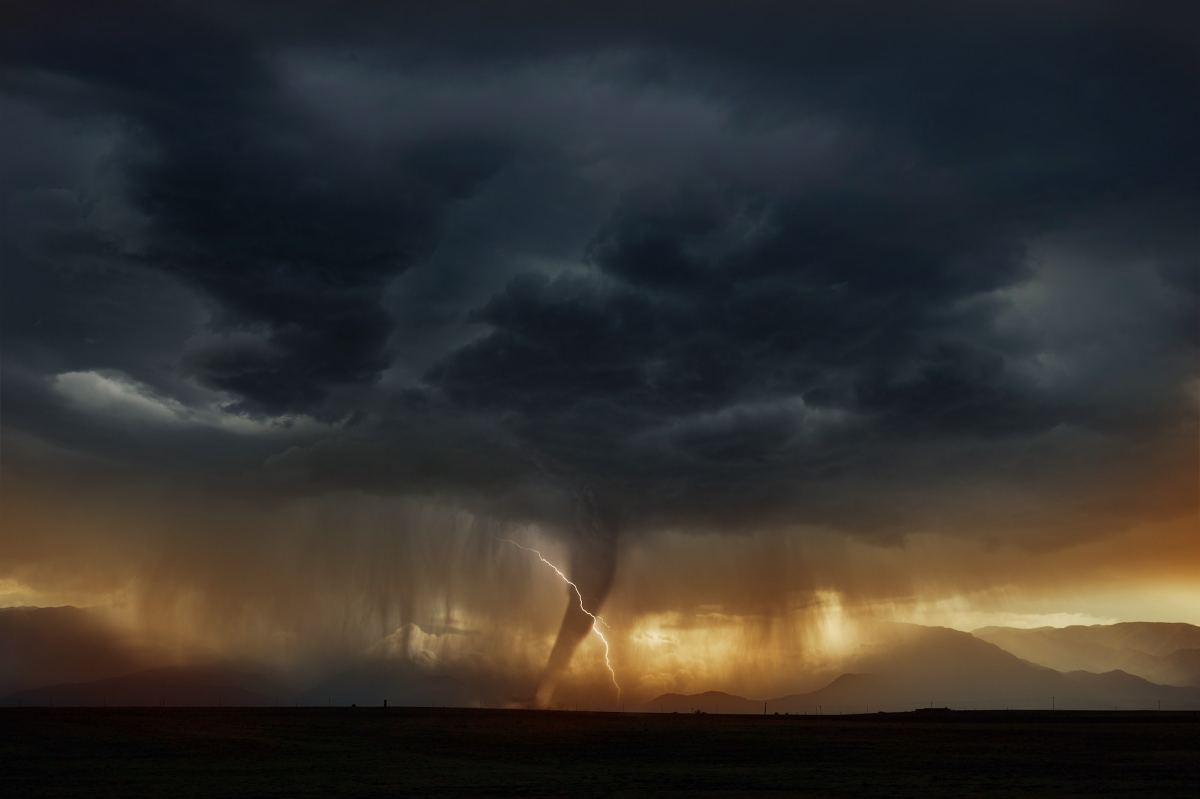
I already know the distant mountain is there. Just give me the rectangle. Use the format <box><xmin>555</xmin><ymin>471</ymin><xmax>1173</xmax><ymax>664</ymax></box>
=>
<box><xmin>2</xmin><ymin>664</ymin><xmax>284</xmax><ymax>707</ymax></box>
<box><xmin>975</xmin><ymin>623</ymin><xmax>1200</xmax><ymax>687</ymax></box>
<box><xmin>1156</xmin><ymin>649</ymin><xmax>1200</xmax><ymax>687</ymax></box>
<box><xmin>0</xmin><ymin>606</ymin><xmax>154</xmax><ymax>696</ymax></box>
<box><xmin>790</xmin><ymin>667</ymin><xmax>1195</xmax><ymax>713</ymax></box>
<box><xmin>644</xmin><ymin>624</ymin><xmax>1200</xmax><ymax>713</ymax></box>
<box><xmin>770</xmin><ymin>625</ymin><xmax>1066</xmax><ymax>713</ymax></box>
<box><xmin>646</xmin><ymin>691</ymin><xmax>764</xmax><ymax>714</ymax></box>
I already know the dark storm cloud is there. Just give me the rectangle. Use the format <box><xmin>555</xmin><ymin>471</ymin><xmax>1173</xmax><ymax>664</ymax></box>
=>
<box><xmin>4</xmin><ymin>0</ymin><xmax>510</xmax><ymax>416</ymax></box>
<box><xmin>1</xmin><ymin>1</ymin><xmax>1195</xmax><ymax>541</ymax></box>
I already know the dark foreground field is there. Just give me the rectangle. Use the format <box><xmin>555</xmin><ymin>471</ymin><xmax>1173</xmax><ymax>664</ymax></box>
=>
<box><xmin>3</xmin><ymin>708</ymin><xmax>1198</xmax><ymax>798</ymax></box>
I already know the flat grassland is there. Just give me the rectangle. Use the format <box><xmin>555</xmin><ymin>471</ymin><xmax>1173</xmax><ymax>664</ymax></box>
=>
<box><xmin>2</xmin><ymin>708</ymin><xmax>1197</xmax><ymax>797</ymax></box>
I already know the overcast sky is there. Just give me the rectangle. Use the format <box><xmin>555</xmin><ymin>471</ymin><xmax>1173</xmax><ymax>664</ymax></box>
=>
<box><xmin>1</xmin><ymin>2</ymin><xmax>1197</xmax><ymax>701</ymax></box>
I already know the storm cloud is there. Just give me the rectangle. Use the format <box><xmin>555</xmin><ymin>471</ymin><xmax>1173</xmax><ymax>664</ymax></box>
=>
<box><xmin>1</xmin><ymin>1</ymin><xmax>1197</xmax><ymax>690</ymax></box>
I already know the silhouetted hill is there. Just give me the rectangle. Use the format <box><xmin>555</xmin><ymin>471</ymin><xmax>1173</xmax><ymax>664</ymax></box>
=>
<box><xmin>1</xmin><ymin>664</ymin><xmax>283</xmax><ymax>707</ymax></box>
<box><xmin>975</xmin><ymin>623</ymin><xmax>1200</xmax><ymax>687</ymax></box>
<box><xmin>644</xmin><ymin>624</ymin><xmax>1200</xmax><ymax>713</ymax></box>
<box><xmin>1063</xmin><ymin>668</ymin><xmax>1191</xmax><ymax>702</ymax></box>
<box><xmin>644</xmin><ymin>691</ymin><xmax>763</xmax><ymax>714</ymax></box>
<box><xmin>0</xmin><ymin>606</ymin><xmax>154</xmax><ymax>696</ymax></box>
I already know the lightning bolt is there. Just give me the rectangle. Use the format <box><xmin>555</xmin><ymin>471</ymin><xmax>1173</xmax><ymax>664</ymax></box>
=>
<box><xmin>500</xmin><ymin>538</ymin><xmax>621</xmax><ymax>702</ymax></box>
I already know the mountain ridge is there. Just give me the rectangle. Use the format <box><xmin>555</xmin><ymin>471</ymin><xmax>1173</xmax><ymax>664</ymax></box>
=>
<box><xmin>2</xmin><ymin>664</ymin><xmax>284</xmax><ymax>707</ymax></box>
<box><xmin>644</xmin><ymin>625</ymin><xmax>1200</xmax><ymax>713</ymax></box>
<box><xmin>974</xmin><ymin>622</ymin><xmax>1200</xmax><ymax>687</ymax></box>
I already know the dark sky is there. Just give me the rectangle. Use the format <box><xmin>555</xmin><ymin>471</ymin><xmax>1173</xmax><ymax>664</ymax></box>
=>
<box><xmin>2</xmin><ymin>2</ymin><xmax>1196</xmax><ymax>555</ymax></box>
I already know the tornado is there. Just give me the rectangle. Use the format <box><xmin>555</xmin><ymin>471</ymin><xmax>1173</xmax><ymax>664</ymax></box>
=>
<box><xmin>532</xmin><ymin>487</ymin><xmax>619</xmax><ymax>708</ymax></box>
